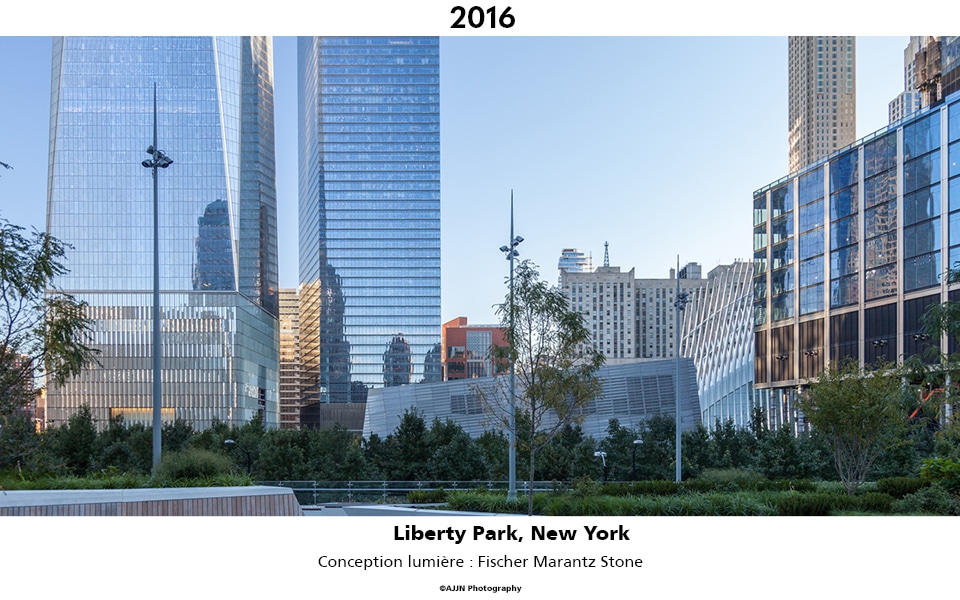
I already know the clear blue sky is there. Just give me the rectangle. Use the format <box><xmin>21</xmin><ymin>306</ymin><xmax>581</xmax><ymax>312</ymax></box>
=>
<box><xmin>0</xmin><ymin>36</ymin><xmax>908</xmax><ymax>325</ymax></box>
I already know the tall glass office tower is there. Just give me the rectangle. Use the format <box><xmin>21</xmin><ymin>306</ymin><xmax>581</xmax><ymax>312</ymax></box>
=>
<box><xmin>298</xmin><ymin>37</ymin><xmax>441</xmax><ymax>426</ymax></box>
<box><xmin>45</xmin><ymin>37</ymin><xmax>280</xmax><ymax>429</ymax></box>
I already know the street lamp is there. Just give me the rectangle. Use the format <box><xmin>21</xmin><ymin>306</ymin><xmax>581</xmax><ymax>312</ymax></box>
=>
<box><xmin>500</xmin><ymin>190</ymin><xmax>522</xmax><ymax>501</ymax></box>
<box><xmin>673</xmin><ymin>256</ymin><xmax>690</xmax><ymax>483</ymax></box>
<box><xmin>141</xmin><ymin>82</ymin><xmax>173</xmax><ymax>472</ymax></box>
<box><xmin>224</xmin><ymin>439</ymin><xmax>252</xmax><ymax>476</ymax></box>
<box><xmin>593</xmin><ymin>451</ymin><xmax>608</xmax><ymax>483</ymax></box>
<box><xmin>631</xmin><ymin>439</ymin><xmax>643</xmax><ymax>481</ymax></box>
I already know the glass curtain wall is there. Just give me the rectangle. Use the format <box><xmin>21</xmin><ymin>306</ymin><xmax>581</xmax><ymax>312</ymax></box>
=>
<box><xmin>45</xmin><ymin>36</ymin><xmax>279</xmax><ymax>429</ymax></box>
<box><xmin>298</xmin><ymin>37</ymin><xmax>441</xmax><ymax>412</ymax></box>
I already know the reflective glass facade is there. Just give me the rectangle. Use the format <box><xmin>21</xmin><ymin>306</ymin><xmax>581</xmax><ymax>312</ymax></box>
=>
<box><xmin>754</xmin><ymin>89</ymin><xmax>960</xmax><ymax>425</ymax></box>
<box><xmin>298</xmin><ymin>37</ymin><xmax>441</xmax><ymax>411</ymax></box>
<box><xmin>45</xmin><ymin>37</ymin><xmax>279</xmax><ymax>428</ymax></box>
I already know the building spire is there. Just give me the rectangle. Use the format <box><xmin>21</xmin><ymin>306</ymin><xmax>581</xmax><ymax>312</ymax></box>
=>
<box><xmin>603</xmin><ymin>241</ymin><xmax>609</xmax><ymax>268</ymax></box>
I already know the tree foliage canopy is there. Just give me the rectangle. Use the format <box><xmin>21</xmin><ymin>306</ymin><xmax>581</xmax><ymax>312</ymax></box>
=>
<box><xmin>798</xmin><ymin>359</ymin><xmax>912</xmax><ymax>494</ymax></box>
<box><xmin>484</xmin><ymin>260</ymin><xmax>605</xmax><ymax>513</ymax></box>
<box><xmin>0</xmin><ymin>219</ymin><xmax>98</xmax><ymax>421</ymax></box>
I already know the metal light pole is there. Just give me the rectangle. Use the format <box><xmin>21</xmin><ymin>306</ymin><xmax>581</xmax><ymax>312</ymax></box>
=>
<box><xmin>224</xmin><ymin>439</ymin><xmax>252</xmax><ymax>476</ymax></box>
<box><xmin>632</xmin><ymin>438</ymin><xmax>642</xmax><ymax>481</ymax></box>
<box><xmin>673</xmin><ymin>256</ymin><xmax>689</xmax><ymax>483</ymax></box>
<box><xmin>141</xmin><ymin>83</ymin><xmax>173</xmax><ymax>472</ymax></box>
<box><xmin>593</xmin><ymin>451</ymin><xmax>608</xmax><ymax>483</ymax></box>
<box><xmin>499</xmin><ymin>191</ymin><xmax>522</xmax><ymax>501</ymax></box>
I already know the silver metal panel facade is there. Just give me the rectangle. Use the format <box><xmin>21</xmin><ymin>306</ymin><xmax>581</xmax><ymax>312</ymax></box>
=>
<box><xmin>363</xmin><ymin>359</ymin><xmax>701</xmax><ymax>440</ymax></box>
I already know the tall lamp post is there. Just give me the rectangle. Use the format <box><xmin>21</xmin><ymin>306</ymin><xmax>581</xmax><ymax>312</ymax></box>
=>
<box><xmin>593</xmin><ymin>451</ymin><xmax>608</xmax><ymax>483</ymax></box>
<box><xmin>141</xmin><ymin>83</ymin><xmax>173</xmax><ymax>471</ymax></box>
<box><xmin>224</xmin><ymin>439</ymin><xmax>252</xmax><ymax>476</ymax></box>
<box><xmin>673</xmin><ymin>256</ymin><xmax>690</xmax><ymax>483</ymax></box>
<box><xmin>631</xmin><ymin>438</ymin><xmax>643</xmax><ymax>481</ymax></box>
<box><xmin>499</xmin><ymin>191</ymin><xmax>523</xmax><ymax>501</ymax></box>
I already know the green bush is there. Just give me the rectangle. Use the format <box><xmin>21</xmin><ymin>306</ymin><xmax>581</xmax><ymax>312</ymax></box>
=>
<box><xmin>876</xmin><ymin>477</ymin><xmax>930</xmax><ymax>499</ymax></box>
<box><xmin>540</xmin><ymin>492</ymin><xmax>777</xmax><ymax>516</ymax></box>
<box><xmin>0</xmin><ymin>473</ymin><xmax>148</xmax><ymax>490</ymax></box>
<box><xmin>152</xmin><ymin>448</ymin><xmax>234</xmax><ymax>482</ymax></box>
<box><xmin>444</xmin><ymin>490</ymin><xmax>555</xmax><ymax>515</ymax></box>
<box><xmin>598</xmin><ymin>482</ymin><xmax>632</xmax><ymax>496</ymax></box>
<box><xmin>637</xmin><ymin>492</ymin><xmax>774</xmax><ymax>516</ymax></box>
<box><xmin>695</xmin><ymin>468</ymin><xmax>767</xmax><ymax>490</ymax></box>
<box><xmin>679</xmin><ymin>479</ymin><xmax>716</xmax><ymax>493</ymax></box>
<box><xmin>570</xmin><ymin>476</ymin><xmax>601</xmax><ymax>497</ymax></box>
<box><xmin>892</xmin><ymin>486</ymin><xmax>960</xmax><ymax>515</ymax></box>
<box><xmin>630</xmin><ymin>480</ymin><xmax>681</xmax><ymax>496</ymax></box>
<box><xmin>920</xmin><ymin>457</ymin><xmax>960</xmax><ymax>494</ymax></box>
<box><xmin>543</xmin><ymin>495</ymin><xmax>638</xmax><ymax>516</ymax></box>
<box><xmin>775</xmin><ymin>492</ymin><xmax>857</xmax><ymax>516</ymax></box>
<box><xmin>407</xmin><ymin>488</ymin><xmax>448</xmax><ymax>504</ymax></box>
<box><xmin>856</xmin><ymin>492</ymin><xmax>894</xmax><ymax>514</ymax></box>
<box><xmin>157</xmin><ymin>473</ymin><xmax>252</xmax><ymax>488</ymax></box>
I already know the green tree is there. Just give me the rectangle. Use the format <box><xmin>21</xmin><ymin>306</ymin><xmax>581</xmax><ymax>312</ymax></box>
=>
<box><xmin>339</xmin><ymin>438</ymin><xmax>369</xmax><ymax>480</ymax></box>
<box><xmin>755</xmin><ymin>424</ymin><xmax>832</xmax><ymax>480</ymax></box>
<box><xmin>94</xmin><ymin>415</ymin><xmax>151</xmax><ymax>474</ymax></box>
<box><xmin>161</xmin><ymin>418</ymin><xmax>195</xmax><ymax>454</ymax></box>
<box><xmin>362</xmin><ymin>432</ymin><xmax>392</xmax><ymax>479</ymax></box>
<box><xmin>711</xmin><ymin>418</ymin><xmax>757</xmax><ymax>469</ymax></box>
<box><xmin>536</xmin><ymin>423</ymin><xmax>595</xmax><ymax>482</ymax></box>
<box><xmin>257</xmin><ymin>428</ymin><xmax>311</xmax><ymax>480</ymax></box>
<box><xmin>0</xmin><ymin>412</ymin><xmax>59</xmax><ymax>475</ymax></box>
<box><xmin>427</xmin><ymin>418</ymin><xmax>487</xmax><ymax>481</ymax></box>
<box><xmin>49</xmin><ymin>404</ymin><xmax>98</xmax><ymax>476</ymax></box>
<box><xmin>383</xmin><ymin>408</ymin><xmax>431</xmax><ymax>480</ymax></box>
<box><xmin>223</xmin><ymin>414</ymin><xmax>265</xmax><ymax>476</ymax></box>
<box><xmin>598</xmin><ymin>419</ymin><xmax>642</xmax><ymax>481</ymax></box>
<box><xmin>311</xmin><ymin>422</ymin><xmax>364</xmax><ymax>480</ymax></box>
<box><xmin>475</xmin><ymin>429</ymin><xmax>508</xmax><ymax>480</ymax></box>
<box><xmin>0</xmin><ymin>219</ymin><xmax>98</xmax><ymax>424</ymax></box>
<box><xmin>483</xmin><ymin>261</ymin><xmax>604</xmax><ymax>514</ymax></box>
<box><xmin>634</xmin><ymin>413</ymin><xmax>676</xmax><ymax>480</ymax></box>
<box><xmin>680</xmin><ymin>423</ymin><xmax>714</xmax><ymax>479</ymax></box>
<box><xmin>798</xmin><ymin>359</ymin><xmax>912</xmax><ymax>493</ymax></box>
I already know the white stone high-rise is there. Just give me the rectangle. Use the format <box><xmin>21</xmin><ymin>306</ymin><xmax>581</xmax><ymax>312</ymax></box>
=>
<box><xmin>788</xmin><ymin>36</ymin><xmax>856</xmax><ymax>173</ymax></box>
<box><xmin>561</xmin><ymin>256</ymin><xmax>707</xmax><ymax>363</ymax></box>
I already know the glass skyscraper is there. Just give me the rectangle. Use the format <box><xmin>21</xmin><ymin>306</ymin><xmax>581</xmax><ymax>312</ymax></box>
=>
<box><xmin>45</xmin><ymin>36</ymin><xmax>279</xmax><ymax>428</ymax></box>
<box><xmin>754</xmin><ymin>87</ymin><xmax>960</xmax><ymax>428</ymax></box>
<box><xmin>297</xmin><ymin>37</ymin><xmax>441</xmax><ymax>423</ymax></box>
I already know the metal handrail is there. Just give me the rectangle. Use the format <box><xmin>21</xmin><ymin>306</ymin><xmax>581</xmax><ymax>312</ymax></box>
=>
<box><xmin>260</xmin><ymin>480</ymin><xmax>562</xmax><ymax>506</ymax></box>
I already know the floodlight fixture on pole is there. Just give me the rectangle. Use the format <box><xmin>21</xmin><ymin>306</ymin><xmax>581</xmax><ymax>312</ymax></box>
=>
<box><xmin>224</xmin><ymin>439</ymin><xmax>252</xmax><ymax>476</ymax></box>
<box><xmin>500</xmin><ymin>190</ymin><xmax>523</xmax><ymax>501</ymax></box>
<box><xmin>141</xmin><ymin>82</ymin><xmax>173</xmax><ymax>472</ymax></box>
<box><xmin>593</xmin><ymin>451</ymin><xmax>608</xmax><ymax>482</ymax></box>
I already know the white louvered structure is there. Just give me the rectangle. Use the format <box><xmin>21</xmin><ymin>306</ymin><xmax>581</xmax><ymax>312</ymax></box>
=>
<box><xmin>363</xmin><ymin>360</ymin><xmax>701</xmax><ymax>440</ymax></box>
<box><xmin>679</xmin><ymin>262</ymin><xmax>772</xmax><ymax>429</ymax></box>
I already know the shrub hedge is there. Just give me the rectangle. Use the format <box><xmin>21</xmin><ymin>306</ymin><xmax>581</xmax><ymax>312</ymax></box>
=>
<box><xmin>875</xmin><ymin>477</ymin><xmax>930</xmax><ymax>499</ymax></box>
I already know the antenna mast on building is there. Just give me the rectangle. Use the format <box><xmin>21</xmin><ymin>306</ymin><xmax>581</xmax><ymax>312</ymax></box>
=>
<box><xmin>603</xmin><ymin>241</ymin><xmax>609</xmax><ymax>268</ymax></box>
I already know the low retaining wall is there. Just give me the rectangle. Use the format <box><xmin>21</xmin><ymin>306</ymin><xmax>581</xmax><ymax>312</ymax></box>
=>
<box><xmin>0</xmin><ymin>486</ymin><xmax>303</xmax><ymax>516</ymax></box>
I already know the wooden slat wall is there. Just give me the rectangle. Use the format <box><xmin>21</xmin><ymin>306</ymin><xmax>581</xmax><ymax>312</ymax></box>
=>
<box><xmin>0</xmin><ymin>492</ymin><xmax>303</xmax><ymax>516</ymax></box>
